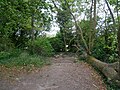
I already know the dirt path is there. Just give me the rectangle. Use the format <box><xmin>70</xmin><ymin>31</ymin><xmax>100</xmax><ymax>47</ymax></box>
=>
<box><xmin>0</xmin><ymin>54</ymin><xmax>107</xmax><ymax>90</ymax></box>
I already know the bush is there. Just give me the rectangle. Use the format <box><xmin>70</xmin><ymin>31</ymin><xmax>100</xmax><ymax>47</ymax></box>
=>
<box><xmin>28</xmin><ymin>37</ymin><xmax>54</xmax><ymax>56</ymax></box>
<box><xmin>0</xmin><ymin>52</ymin><xmax>48</xmax><ymax>67</ymax></box>
<box><xmin>49</xmin><ymin>33</ymin><xmax>64</xmax><ymax>52</ymax></box>
<box><xmin>92</xmin><ymin>37</ymin><xmax>118</xmax><ymax>63</ymax></box>
<box><xmin>0</xmin><ymin>49</ymin><xmax>21</xmax><ymax>60</ymax></box>
<box><xmin>0</xmin><ymin>37</ymin><xmax>14</xmax><ymax>52</ymax></box>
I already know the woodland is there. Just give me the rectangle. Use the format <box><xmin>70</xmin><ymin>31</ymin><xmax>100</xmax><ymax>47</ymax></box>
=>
<box><xmin>0</xmin><ymin>0</ymin><xmax>120</xmax><ymax>89</ymax></box>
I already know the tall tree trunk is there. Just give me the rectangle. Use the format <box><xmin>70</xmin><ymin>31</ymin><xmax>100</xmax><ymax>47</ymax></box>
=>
<box><xmin>89</xmin><ymin>0</ymin><xmax>96</xmax><ymax>54</ymax></box>
<box><xmin>104</xmin><ymin>0</ymin><xmax>115</xmax><ymax>25</ymax></box>
<box><xmin>118</xmin><ymin>25</ymin><xmax>120</xmax><ymax>78</ymax></box>
<box><xmin>93</xmin><ymin>0</ymin><xmax>97</xmax><ymax>32</ymax></box>
<box><xmin>89</xmin><ymin>0</ymin><xmax>93</xmax><ymax>54</ymax></box>
<box><xmin>88</xmin><ymin>0</ymin><xmax>97</xmax><ymax>54</ymax></box>
<box><xmin>92</xmin><ymin>0</ymin><xmax>97</xmax><ymax>50</ymax></box>
<box><xmin>117</xmin><ymin>0</ymin><xmax>120</xmax><ymax>78</ymax></box>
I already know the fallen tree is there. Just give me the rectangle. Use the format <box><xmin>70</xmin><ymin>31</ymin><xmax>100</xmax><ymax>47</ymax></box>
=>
<box><xmin>86</xmin><ymin>55</ymin><xmax>120</xmax><ymax>87</ymax></box>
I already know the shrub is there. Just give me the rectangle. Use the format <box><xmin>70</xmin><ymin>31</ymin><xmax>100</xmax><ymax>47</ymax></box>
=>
<box><xmin>0</xmin><ymin>49</ymin><xmax>22</xmax><ymax>66</ymax></box>
<box><xmin>0</xmin><ymin>52</ymin><xmax>48</xmax><ymax>67</ymax></box>
<box><xmin>28</xmin><ymin>37</ymin><xmax>54</xmax><ymax>56</ymax></box>
<box><xmin>49</xmin><ymin>37</ymin><xmax>64</xmax><ymax>52</ymax></box>
<box><xmin>49</xmin><ymin>33</ymin><xmax>65</xmax><ymax>52</ymax></box>
<box><xmin>0</xmin><ymin>49</ymin><xmax>21</xmax><ymax>60</ymax></box>
<box><xmin>92</xmin><ymin>37</ymin><xmax>118</xmax><ymax>63</ymax></box>
<box><xmin>0</xmin><ymin>37</ymin><xmax>14</xmax><ymax>51</ymax></box>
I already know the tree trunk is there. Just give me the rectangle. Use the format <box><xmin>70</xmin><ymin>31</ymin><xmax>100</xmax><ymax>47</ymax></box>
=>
<box><xmin>104</xmin><ymin>0</ymin><xmax>115</xmax><ymax>25</ymax></box>
<box><xmin>117</xmin><ymin>25</ymin><xmax>120</xmax><ymax>78</ymax></box>
<box><xmin>91</xmin><ymin>0</ymin><xmax>97</xmax><ymax>49</ymax></box>
<box><xmin>89</xmin><ymin>0</ymin><xmax>93</xmax><ymax>54</ymax></box>
<box><xmin>86</xmin><ymin>56</ymin><xmax>120</xmax><ymax>86</ymax></box>
<box><xmin>117</xmin><ymin>0</ymin><xmax>120</xmax><ymax>79</ymax></box>
<box><xmin>89</xmin><ymin>0</ymin><xmax>96</xmax><ymax>54</ymax></box>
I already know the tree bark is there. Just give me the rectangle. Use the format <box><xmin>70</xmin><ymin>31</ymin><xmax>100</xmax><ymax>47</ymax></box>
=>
<box><xmin>89</xmin><ymin>0</ymin><xmax>97</xmax><ymax>54</ymax></box>
<box><xmin>117</xmin><ymin>0</ymin><xmax>120</xmax><ymax>79</ymax></box>
<box><xmin>89</xmin><ymin>0</ymin><xmax>93</xmax><ymax>54</ymax></box>
<box><xmin>117</xmin><ymin>25</ymin><xmax>120</xmax><ymax>78</ymax></box>
<box><xmin>87</xmin><ymin>56</ymin><xmax>120</xmax><ymax>86</ymax></box>
<box><xmin>104</xmin><ymin>0</ymin><xmax>115</xmax><ymax>25</ymax></box>
<box><xmin>91</xmin><ymin>0</ymin><xmax>97</xmax><ymax>49</ymax></box>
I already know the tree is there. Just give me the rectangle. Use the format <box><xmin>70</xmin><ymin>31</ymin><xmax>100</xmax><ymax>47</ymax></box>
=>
<box><xmin>52</xmin><ymin>0</ymin><xmax>74</xmax><ymax>52</ymax></box>
<box><xmin>89</xmin><ymin>0</ymin><xmax>97</xmax><ymax>54</ymax></box>
<box><xmin>116</xmin><ymin>0</ymin><xmax>120</xmax><ymax>79</ymax></box>
<box><xmin>0</xmin><ymin>0</ymin><xmax>30</xmax><ymax>48</ymax></box>
<box><xmin>88</xmin><ymin>0</ymin><xmax>120</xmax><ymax>86</ymax></box>
<box><xmin>64</xmin><ymin>0</ymin><xmax>120</xmax><ymax>86</ymax></box>
<box><xmin>0</xmin><ymin>0</ymin><xmax>52</xmax><ymax>49</ymax></box>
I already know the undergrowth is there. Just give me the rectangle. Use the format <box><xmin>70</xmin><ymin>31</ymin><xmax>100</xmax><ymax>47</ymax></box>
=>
<box><xmin>0</xmin><ymin>50</ymin><xmax>50</xmax><ymax>68</ymax></box>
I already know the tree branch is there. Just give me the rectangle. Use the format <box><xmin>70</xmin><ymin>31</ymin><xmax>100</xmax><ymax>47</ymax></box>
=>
<box><xmin>64</xmin><ymin>0</ymin><xmax>89</xmax><ymax>54</ymax></box>
<box><xmin>104</xmin><ymin>0</ymin><xmax>115</xmax><ymax>25</ymax></box>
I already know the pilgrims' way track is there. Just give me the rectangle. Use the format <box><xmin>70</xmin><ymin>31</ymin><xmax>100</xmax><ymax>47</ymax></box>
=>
<box><xmin>0</xmin><ymin>53</ymin><xmax>106</xmax><ymax>90</ymax></box>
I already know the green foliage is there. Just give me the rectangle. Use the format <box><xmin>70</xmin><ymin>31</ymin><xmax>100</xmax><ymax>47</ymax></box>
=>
<box><xmin>0</xmin><ymin>51</ymin><xmax>47</xmax><ymax>67</ymax></box>
<box><xmin>88</xmin><ymin>14</ymin><xmax>118</xmax><ymax>63</ymax></box>
<box><xmin>49</xmin><ymin>33</ymin><xmax>64</xmax><ymax>52</ymax></box>
<box><xmin>56</xmin><ymin>1</ymin><xmax>73</xmax><ymax>52</ymax></box>
<box><xmin>28</xmin><ymin>37</ymin><xmax>54</xmax><ymax>56</ymax></box>
<box><xmin>0</xmin><ymin>37</ymin><xmax>14</xmax><ymax>51</ymax></box>
<box><xmin>92</xmin><ymin>38</ymin><xmax>107</xmax><ymax>61</ymax></box>
<box><xmin>0</xmin><ymin>0</ymin><xmax>52</xmax><ymax>48</ymax></box>
<box><xmin>79</xmin><ymin>20</ymin><xmax>90</xmax><ymax>44</ymax></box>
<box><xmin>92</xmin><ymin>35</ymin><xmax>118</xmax><ymax>63</ymax></box>
<box><xmin>108</xmin><ymin>0</ymin><xmax>117</xmax><ymax>5</ymax></box>
<box><xmin>0</xmin><ymin>49</ymin><xmax>21</xmax><ymax>60</ymax></box>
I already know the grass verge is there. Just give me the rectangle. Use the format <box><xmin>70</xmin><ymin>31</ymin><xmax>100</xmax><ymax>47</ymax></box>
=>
<box><xmin>0</xmin><ymin>50</ymin><xmax>50</xmax><ymax>68</ymax></box>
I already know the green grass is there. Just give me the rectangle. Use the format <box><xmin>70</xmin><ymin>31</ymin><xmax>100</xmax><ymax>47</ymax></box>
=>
<box><xmin>0</xmin><ymin>50</ymin><xmax>50</xmax><ymax>68</ymax></box>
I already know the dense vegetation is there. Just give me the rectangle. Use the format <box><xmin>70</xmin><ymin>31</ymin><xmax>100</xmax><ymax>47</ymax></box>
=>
<box><xmin>0</xmin><ymin>0</ymin><xmax>120</xmax><ymax>89</ymax></box>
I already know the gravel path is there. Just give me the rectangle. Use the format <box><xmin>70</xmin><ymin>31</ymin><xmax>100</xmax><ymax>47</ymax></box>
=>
<box><xmin>0</xmin><ymin>54</ymin><xmax>106</xmax><ymax>90</ymax></box>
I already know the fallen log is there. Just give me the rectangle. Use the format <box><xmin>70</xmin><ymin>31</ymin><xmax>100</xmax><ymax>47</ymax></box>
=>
<box><xmin>108</xmin><ymin>62</ymin><xmax>119</xmax><ymax>72</ymax></box>
<box><xmin>86</xmin><ymin>56</ymin><xmax>120</xmax><ymax>87</ymax></box>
